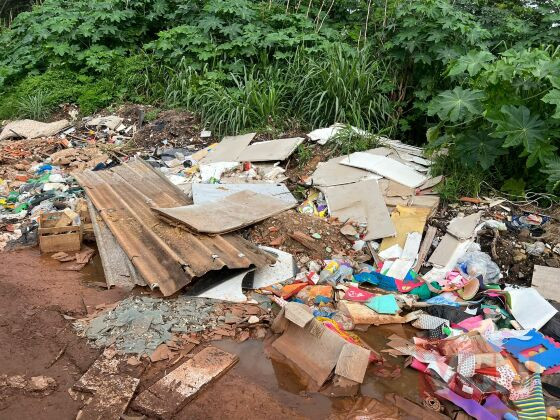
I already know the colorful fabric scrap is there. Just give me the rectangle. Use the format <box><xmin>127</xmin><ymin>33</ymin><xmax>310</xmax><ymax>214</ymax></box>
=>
<box><xmin>513</xmin><ymin>374</ymin><xmax>546</xmax><ymax>420</ymax></box>
<box><xmin>353</xmin><ymin>271</ymin><xmax>397</xmax><ymax>291</ymax></box>
<box><xmin>365</xmin><ymin>294</ymin><xmax>399</xmax><ymax>315</ymax></box>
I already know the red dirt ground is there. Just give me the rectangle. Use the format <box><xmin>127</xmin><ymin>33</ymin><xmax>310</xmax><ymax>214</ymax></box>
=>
<box><xmin>0</xmin><ymin>248</ymin><xmax>323</xmax><ymax>419</ymax></box>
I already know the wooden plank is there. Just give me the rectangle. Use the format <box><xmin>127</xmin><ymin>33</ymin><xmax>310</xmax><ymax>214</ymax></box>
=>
<box><xmin>153</xmin><ymin>190</ymin><xmax>296</xmax><ymax>234</ymax></box>
<box><xmin>334</xmin><ymin>343</ymin><xmax>371</xmax><ymax>383</ymax></box>
<box><xmin>39</xmin><ymin>225</ymin><xmax>81</xmax><ymax>234</ymax></box>
<box><xmin>74</xmin><ymin>351</ymin><xmax>139</xmax><ymax>420</ymax></box>
<box><xmin>271</xmin><ymin>318</ymin><xmax>347</xmax><ymax>386</ymax></box>
<box><xmin>76</xmin><ymin>375</ymin><xmax>139</xmax><ymax>420</ymax></box>
<box><xmin>132</xmin><ymin>346</ymin><xmax>238</xmax><ymax>419</ymax></box>
<box><xmin>288</xmin><ymin>231</ymin><xmax>322</xmax><ymax>252</ymax></box>
<box><xmin>39</xmin><ymin>230</ymin><xmax>81</xmax><ymax>253</ymax></box>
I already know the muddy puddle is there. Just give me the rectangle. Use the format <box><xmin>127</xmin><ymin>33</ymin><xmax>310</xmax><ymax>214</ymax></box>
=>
<box><xmin>38</xmin><ymin>243</ymin><xmax>106</xmax><ymax>284</ymax></box>
<box><xmin>212</xmin><ymin>325</ymin><xmax>423</xmax><ymax>419</ymax></box>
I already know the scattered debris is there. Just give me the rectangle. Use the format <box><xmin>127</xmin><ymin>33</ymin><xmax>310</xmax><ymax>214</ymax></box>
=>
<box><xmin>3</xmin><ymin>108</ymin><xmax>560</xmax><ymax>420</ymax></box>
<box><xmin>75</xmin><ymin>296</ymin><xmax>220</xmax><ymax>355</ymax></box>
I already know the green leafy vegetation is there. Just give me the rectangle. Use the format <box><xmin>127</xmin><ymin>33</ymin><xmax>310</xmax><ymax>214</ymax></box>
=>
<box><xmin>0</xmin><ymin>0</ymin><xmax>559</xmax><ymax>198</ymax></box>
<box><xmin>16</xmin><ymin>91</ymin><xmax>51</xmax><ymax>120</ymax></box>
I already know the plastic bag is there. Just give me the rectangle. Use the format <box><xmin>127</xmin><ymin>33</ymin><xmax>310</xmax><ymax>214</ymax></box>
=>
<box><xmin>456</xmin><ymin>251</ymin><xmax>500</xmax><ymax>285</ymax></box>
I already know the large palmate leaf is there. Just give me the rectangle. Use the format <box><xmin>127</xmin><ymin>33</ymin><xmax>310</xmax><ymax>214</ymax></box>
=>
<box><xmin>490</xmin><ymin>105</ymin><xmax>547</xmax><ymax>150</ymax></box>
<box><xmin>448</xmin><ymin>50</ymin><xmax>495</xmax><ymax>77</ymax></box>
<box><xmin>427</xmin><ymin>87</ymin><xmax>484</xmax><ymax>122</ymax></box>
<box><xmin>542</xmin><ymin>89</ymin><xmax>560</xmax><ymax>119</ymax></box>
<box><xmin>542</xmin><ymin>157</ymin><xmax>560</xmax><ymax>192</ymax></box>
<box><xmin>455</xmin><ymin>132</ymin><xmax>506</xmax><ymax>170</ymax></box>
<box><xmin>525</xmin><ymin>140</ymin><xmax>557</xmax><ymax>168</ymax></box>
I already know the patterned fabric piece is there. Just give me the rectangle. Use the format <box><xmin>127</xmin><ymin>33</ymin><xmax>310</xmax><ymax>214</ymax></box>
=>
<box><xmin>457</xmin><ymin>352</ymin><xmax>476</xmax><ymax>378</ymax></box>
<box><xmin>514</xmin><ymin>374</ymin><xmax>546</xmax><ymax>420</ymax></box>
<box><xmin>427</xmin><ymin>326</ymin><xmax>446</xmax><ymax>340</ymax></box>
<box><xmin>412</xmin><ymin>314</ymin><xmax>449</xmax><ymax>330</ymax></box>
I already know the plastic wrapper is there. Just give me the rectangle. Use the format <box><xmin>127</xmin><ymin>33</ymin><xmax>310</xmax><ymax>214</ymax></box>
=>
<box><xmin>456</xmin><ymin>251</ymin><xmax>500</xmax><ymax>284</ymax></box>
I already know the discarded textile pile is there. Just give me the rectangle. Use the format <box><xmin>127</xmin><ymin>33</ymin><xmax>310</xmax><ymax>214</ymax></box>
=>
<box><xmin>260</xmin><ymin>206</ymin><xmax>560</xmax><ymax>418</ymax></box>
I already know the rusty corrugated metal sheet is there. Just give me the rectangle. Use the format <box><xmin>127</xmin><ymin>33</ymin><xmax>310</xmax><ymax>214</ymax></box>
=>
<box><xmin>75</xmin><ymin>159</ymin><xmax>275</xmax><ymax>296</ymax></box>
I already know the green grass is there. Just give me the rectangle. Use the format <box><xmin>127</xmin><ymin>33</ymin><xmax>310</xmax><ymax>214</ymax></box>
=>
<box><xmin>144</xmin><ymin>108</ymin><xmax>160</xmax><ymax>122</ymax></box>
<box><xmin>290</xmin><ymin>46</ymin><xmax>398</xmax><ymax>134</ymax></box>
<box><xmin>329</xmin><ymin>125</ymin><xmax>382</xmax><ymax>155</ymax></box>
<box><xmin>16</xmin><ymin>90</ymin><xmax>51</xmax><ymax>120</ymax></box>
<box><xmin>429</xmin><ymin>153</ymin><xmax>484</xmax><ymax>201</ymax></box>
<box><xmin>296</xmin><ymin>143</ymin><xmax>313</xmax><ymax>168</ymax></box>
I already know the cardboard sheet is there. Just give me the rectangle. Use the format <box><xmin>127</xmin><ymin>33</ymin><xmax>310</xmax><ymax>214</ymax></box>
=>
<box><xmin>237</xmin><ymin>137</ymin><xmax>303</xmax><ymax>162</ymax></box>
<box><xmin>311</xmin><ymin>156</ymin><xmax>378</xmax><ymax>187</ymax></box>
<box><xmin>272</xmin><ymin>317</ymin><xmax>347</xmax><ymax>386</ymax></box>
<box><xmin>340</xmin><ymin>153</ymin><xmax>427</xmax><ymax>188</ymax></box>
<box><xmin>505</xmin><ymin>287</ymin><xmax>558</xmax><ymax>330</ymax></box>
<box><xmin>192</xmin><ymin>183</ymin><xmax>297</xmax><ymax>206</ymax></box>
<box><xmin>153</xmin><ymin>190</ymin><xmax>296</xmax><ymax>234</ymax></box>
<box><xmin>428</xmin><ymin>234</ymin><xmax>467</xmax><ymax>267</ymax></box>
<box><xmin>447</xmin><ymin>212</ymin><xmax>481</xmax><ymax>240</ymax></box>
<box><xmin>199</xmin><ymin>133</ymin><xmax>255</xmax><ymax>163</ymax></box>
<box><xmin>284</xmin><ymin>302</ymin><xmax>314</xmax><ymax>328</ymax></box>
<box><xmin>321</xmin><ymin>180</ymin><xmax>396</xmax><ymax>240</ymax></box>
<box><xmin>532</xmin><ymin>265</ymin><xmax>560</xmax><ymax>302</ymax></box>
<box><xmin>379</xmin><ymin>206</ymin><xmax>431</xmax><ymax>251</ymax></box>
<box><xmin>335</xmin><ymin>343</ymin><xmax>371</xmax><ymax>383</ymax></box>
<box><xmin>385</xmin><ymin>180</ymin><xmax>415</xmax><ymax>198</ymax></box>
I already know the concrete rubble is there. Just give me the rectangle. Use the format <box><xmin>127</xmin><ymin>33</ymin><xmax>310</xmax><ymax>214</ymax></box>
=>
<box><xmin>2</xmin><ymin>110</ymin><xmax>560</xmax><ymax>418</ymax></box>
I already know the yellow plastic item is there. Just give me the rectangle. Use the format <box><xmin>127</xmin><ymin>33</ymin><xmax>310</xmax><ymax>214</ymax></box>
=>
<box><xmin>380</xmin><ymin>205</ymin><xmax>431</xmax><ymax>251</ymax></box>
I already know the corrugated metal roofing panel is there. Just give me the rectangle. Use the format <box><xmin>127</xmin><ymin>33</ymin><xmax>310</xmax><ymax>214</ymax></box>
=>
<box><xmin>75</xmin><ymin>159</ymin><xmax>275</xmax><ymax>296</ymax></box>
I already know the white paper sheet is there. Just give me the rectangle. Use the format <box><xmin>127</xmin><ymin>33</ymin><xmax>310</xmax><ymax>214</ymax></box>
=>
<box><xmin>505</xmin><ymin>287</ymin><xmax>558</xmax><ymax>330</ymax></box>
<box><xmin>340</xmin><ymin>152</ymin><xmax>427</xmax><ymax>188</ymax></box>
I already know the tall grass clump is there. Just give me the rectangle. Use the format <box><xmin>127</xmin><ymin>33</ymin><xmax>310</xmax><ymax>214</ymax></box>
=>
<box><xmin>290</xmin><ymin>45</ymin><xmax>399</xmax><ymax>134</ymax></box>
<box><xmin>163</xmin><ymin>63</ymin><xmax>292</xmax><ymax>135</ymax></box>
<box><xmin>17</xmin><ymin>90</ymin><xmax>51</xmax><ymax>120</ymax></box>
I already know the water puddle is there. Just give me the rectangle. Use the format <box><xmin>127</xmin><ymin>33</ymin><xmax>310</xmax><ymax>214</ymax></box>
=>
<box><xmin>213</xmin><ymin>327</ymin><xmax>423</xmax><ymax>419</ymax></box>
<box><xmin>37</xmin><ymin>243</ymin><xmax>107</xmax><ymax>284</ymax></box>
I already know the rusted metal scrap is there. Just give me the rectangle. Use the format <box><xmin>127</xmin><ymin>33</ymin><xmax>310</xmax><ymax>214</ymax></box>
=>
<box><xmin>75</xmin><ymin>158</ymin><xmax>275</xmax><ymax>296</ymax></box>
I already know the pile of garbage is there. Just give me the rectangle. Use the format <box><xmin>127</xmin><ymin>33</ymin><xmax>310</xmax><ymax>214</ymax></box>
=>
<box><xmin>0</xmin><ymin>160</ymin><xmax>86</xmax><ymax>251</ymax></box>
<box><xmin>2</xmin><ymin>111</ymin><xmax>560</xmax><ymax>419</ymax></box>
